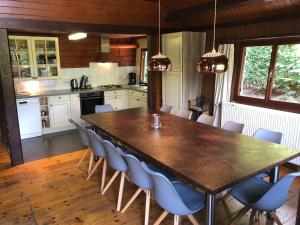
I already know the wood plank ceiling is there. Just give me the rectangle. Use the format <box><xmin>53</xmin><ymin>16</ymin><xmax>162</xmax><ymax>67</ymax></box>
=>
<box><xmin>0</xmin><ymin>0</ymin><xmax>300</xmax><ymax>32</ymax></box>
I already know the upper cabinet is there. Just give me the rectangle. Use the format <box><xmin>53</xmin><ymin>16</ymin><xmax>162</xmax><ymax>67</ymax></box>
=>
<box><xmin>8</xmin><ymin>36</ymin><xmax>61</xmax><ymax>80</ymax></box>
<box><xmin>9</xmin><ymin>36</ymin><xmax>34</xmax><ymax>79</ymax></box>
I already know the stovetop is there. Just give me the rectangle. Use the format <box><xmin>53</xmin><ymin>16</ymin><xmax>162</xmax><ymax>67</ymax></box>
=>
<box><xmin>98</xmin><ymin>84</ymin><xmax>122</xmax><ymax>89</ymax></box>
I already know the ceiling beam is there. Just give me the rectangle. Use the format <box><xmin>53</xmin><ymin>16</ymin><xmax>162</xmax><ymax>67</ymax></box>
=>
<box><xmin>186</xmin><ymin>10</ymin><xmax>300</xmax><ymax>31</ymax></box>
<box><xmin>166</xmin><ymin>0</ymin><xmax>267</xmax><ymax>21</ymax></box>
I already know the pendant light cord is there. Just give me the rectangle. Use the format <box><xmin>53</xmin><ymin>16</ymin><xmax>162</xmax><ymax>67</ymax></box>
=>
<box><xmin>213</xmin><ymin>0</ymin><xmax>217</xmax><ymax>51</ymax></box>
<box><xmin>158</xmin><ymin>0</ymin><xmax>161</xmax><ymax>53</ymax></box>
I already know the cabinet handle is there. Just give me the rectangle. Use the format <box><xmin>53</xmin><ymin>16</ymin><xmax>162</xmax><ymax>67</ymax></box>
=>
<box><xmin>136</xmin><ymin>99</ymin><xmax>140</xmax><ymax>101</ymax></box>
<box><xmin>50</xmin><ymin>104</ymin><xmax>53</xmax><ymax>107</ymax></box>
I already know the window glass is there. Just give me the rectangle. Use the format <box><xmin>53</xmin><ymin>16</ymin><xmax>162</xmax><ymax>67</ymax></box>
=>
<box><xmin>271</xmin><ymin>44</ymin><xmax>300</xmax><ymax>103</ymax></box>
<box><xmin>140</xmin><ymin>49</ymin><xmax>148</xmax><ymax>83</ymax></box>
<box><xmin>239</xmin><ymin>46</ymin><xmax>272</xmax><ymax>99</ymax></box>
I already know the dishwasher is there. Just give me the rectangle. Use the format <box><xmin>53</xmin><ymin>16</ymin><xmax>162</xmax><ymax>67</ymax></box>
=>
<box><xmin>17</xmin><ymin>98</ymin><xmax>42</xmax><ymax>139</ymax></box>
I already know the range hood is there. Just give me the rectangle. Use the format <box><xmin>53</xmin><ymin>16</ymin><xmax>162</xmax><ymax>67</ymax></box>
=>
<box><xmin>92</xmin><ymin>36</ymin><xmax>111</xmax><ymax>63</ymax></box>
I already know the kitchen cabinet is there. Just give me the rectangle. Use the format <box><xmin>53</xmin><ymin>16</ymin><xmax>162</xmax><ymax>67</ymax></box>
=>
<box><xmin>9</xmin><ymin>36</ymin><xmax>35</xmax><ymax>79</ymax></box>
<box><xmin>128</xmin><ymin>90</ymin><xmax>147</xmax><ymax>109</ymax></box>
<box><xmin>162</xmin><ymin>32</ymin><xmax>206</xmax><ymax>110</ymax></box>
<box><xmin>49</xmin><ymin>95</ymin><xmax>71</xmax><ymax>128</ymax></box>
<box><xmin>8</xmin><ymin>35</ymin><xmax>61</xmax><ymax>80</ymax></box>
<box><xmin>70</xmin><ymin>94</ymin><xmax>81</xmax><ymax>124</ymax></box>
<box><xmin>104</xmin><ymin>90</ymin><xmax>127</xmax><ymax>110</ymax></box>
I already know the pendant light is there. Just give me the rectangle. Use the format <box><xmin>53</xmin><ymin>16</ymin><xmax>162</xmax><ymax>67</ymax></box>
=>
<box><xmin>198</xmin><ymin>0</ymin><xmax>228</xmax><ymax>74</ymax></box>
<box><xmin>148</xmin><ymin>0</ymin><xmax>171</xmax><ymax>72</ymax></box>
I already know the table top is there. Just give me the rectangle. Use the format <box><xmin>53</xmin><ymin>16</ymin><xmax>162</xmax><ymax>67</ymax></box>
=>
<box><xmin>82</xmin><ymin>108</ymin><xmax>300</xmax><ymax>194</ymax></box>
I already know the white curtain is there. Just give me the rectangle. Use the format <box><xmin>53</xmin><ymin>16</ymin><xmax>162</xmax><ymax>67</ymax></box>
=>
<box><xmin>213</xmin><ymin>44</ymin><xmax>234</xmax><ymax>127</ymax></box>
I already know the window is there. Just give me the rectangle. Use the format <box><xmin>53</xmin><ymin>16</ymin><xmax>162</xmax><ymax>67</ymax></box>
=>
<box><xmin>234</xmin><ymin>38</ymin><xmax>300</xmax><ymax>112</ymax></box>
<box><xmin>139</xmin><ymin>48</ymin><xmax>148</xmax><ymax>84</ymax></box>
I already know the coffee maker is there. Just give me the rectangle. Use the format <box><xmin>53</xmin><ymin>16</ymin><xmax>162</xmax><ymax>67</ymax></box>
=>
<box><xmin>128</xmin><ymin>73</ymin><xmax>136</xmax><ymax>85</ymax></box>
<box><xmin>79</xmin><ymin>75</ymin><xmax>89</xmax><ymax>89</ymax></box>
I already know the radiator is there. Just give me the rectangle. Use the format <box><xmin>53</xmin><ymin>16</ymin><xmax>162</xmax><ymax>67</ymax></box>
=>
<box><xmin>222</xmin><ymin>102</ymin><xmax>300</xmax><ymax>165</ymax></box>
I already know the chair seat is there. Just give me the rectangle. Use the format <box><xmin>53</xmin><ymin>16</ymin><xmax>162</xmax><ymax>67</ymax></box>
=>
<box><xmin>147</xmin><ymin>164</ymin><xmax>176</xmax><ymax>182</ymax></box>
<box><xmin>229</xmin><ymin>178</ymin><xmax>272</xmax><ymax>206</ymax></box>
<box><xmin>256</xmin><ymin>171</ymin><xmax>270</xmax><ymax>179</ymax></box>
<box><xmin>172</xmin><ymin>181</ymin><xmax>206</xmax><ymax>213</ymax></box>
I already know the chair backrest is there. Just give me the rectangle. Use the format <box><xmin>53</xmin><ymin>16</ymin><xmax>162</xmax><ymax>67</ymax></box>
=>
<box><xmin>69</xmin><ymin>119</ymin><xmax>90</xmax><ymax>147</ymax></box>
<box><xmin>86</xmin><ymin>130</ymin><xmax>106</xmax><ymax>157</ymax></box>
<box><xmin>141</xmin><ymin>162</ymin><xmax>191</xmax><ymax>215</ymax></box>
<box><xmin>95</xmin><ymin>104</ymin><xmax>114</xmax><ymax>113</ymax></box>
<box><xmin>253</xmin><ymin>172</ymin><xmax>300</xmax><ymax>211</ymax></box>
<box><xmin>176</xmin><ymin>109</ymin><xmax>192</xmax><ymax>120</ymax></box>
<box><xmin>103</xmin><ymin>140</ymin><xmax>127</xmax><ymax>172</ymax></box>
<box><xmin>253</xmin><ymin>128</ymin><xmax>282</xmax><ymax>144</ymax></box>
<box><xmin>196</xmin><ymin>114</ymin><xmax>213</xmax><ymax>126</ymax></box>
<box><xmin>160</xmin><ymin>105</ymin><xmax>173</xmax><ymax>114</ymax></box>
<box><xmin>222</xmin><ymin>121</ymin><xmax>244</xmax><ymax>134</ymax></box>
<box><xmin>119</xmin><ymin>152</ymin><xmax>153</xmax><ymax>190</ymax></box>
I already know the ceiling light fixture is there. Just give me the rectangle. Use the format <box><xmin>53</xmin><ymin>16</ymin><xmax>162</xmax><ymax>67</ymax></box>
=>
<box><xmin>198</xmin><ymin>0</ymin><xmax>228</xmax><ymax>74</ymax></box>
<box><xmin>68</xmin><ymin>32</ymin><xmax>87</xmax><ymax>40</ymax></box>
<box><xmin>148</xmin><ymin>0</ymin><xmax>171</xmax><ymax>72</ymax></box>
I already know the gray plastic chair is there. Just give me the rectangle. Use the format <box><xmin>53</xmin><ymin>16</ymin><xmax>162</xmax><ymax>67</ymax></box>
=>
<box><xmin>86</xmin><ymin>130</ymin><xmax>107</xmax><ymax>187</ymax></box>
<box><xmin>101</xmin><ymin>140</ymin><xmax>128</xmax><ymax>211</ymax></box>
<box><xmin>141</xmin><ymin>162</ymin><xmax>206</xmax><ymax>225</ymax></box>
<box><xmin>176</xmin><ymin>109</ymin><xmax>193</xmax><ymax>120</ymax></box>
<box><xmin>228</xmin><ymin>172</ymin><xmax>300</xmax><ymax>225</ymax></box>
<box><xmin>222</xmin><ymin>121</ymin><xmax>244</xmax><ymax>134</ymax></box>
<box><xmin>119</xmin><ymin>153</ymin><xmax>175</xmax><ymax>225</ymax></box>
<box><xmin>196</xmin><ymin>114</ymin><xmax>213</xmax><ymax>126</ymax></box>
<box><xmin>253</xmin><ymin>128</ymin><xmax>282</xmax><ymax>144</ymax></box>
<box><xmin>160</xmin><ymin>105</ymin><xmax>173</xmax><ymax>113</ymax></box>
<box><xmin>69</xmin><ymin>119</ymin><xmax>91</xmax><ymax>169</ymax></box>
<box><xmin>95</xmin><ymin>104</ymin><xmax>114</xmax><ymax>113</ymax></box>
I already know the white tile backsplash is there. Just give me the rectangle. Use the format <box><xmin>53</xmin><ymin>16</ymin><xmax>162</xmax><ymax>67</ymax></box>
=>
<box><xmin>14</xmin><ymin>64</ymin><xmax>136</xmax><ymax>93</ymax></box>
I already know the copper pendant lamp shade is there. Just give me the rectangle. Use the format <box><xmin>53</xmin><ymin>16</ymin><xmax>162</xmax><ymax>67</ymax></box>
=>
<box><xmin>198</xmin><ymin>49</ymin><xmax>228</xmax><ymax>73</ymax></box>
<box><xmin>148</xmin><ymin>53</ymin><xmax>171</xmax><ymax>72</ymax></box>
<box><xmin>148</xmin><ymin>0</ymin><xmax>172</xmax><ymax>72</ymax></box>
<box><xmin>198</xmin><ymin>0</ymin><xmax>228</xmax><ymax>74</ymax></box>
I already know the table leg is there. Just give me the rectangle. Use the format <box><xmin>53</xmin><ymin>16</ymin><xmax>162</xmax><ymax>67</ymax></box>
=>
<box><xmin>206</xmin><ymin>194</ymin><xmax>215</xmax><ymax>225</ymax></box>
<box><xmin>296</xmin><ymin>191</ymin><xmax>300</xmax><ymax>225</ymax></box>
<box><xmin>270</xmin><ymin>166</ymin><xmax>280</xmax><ymax>184</ymax></box>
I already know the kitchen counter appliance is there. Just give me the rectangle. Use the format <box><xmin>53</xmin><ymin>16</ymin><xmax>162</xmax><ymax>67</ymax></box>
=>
<box><xmin>79</xmin><ymin>75</ymin><xmax>90</xmax><ymax>89</ymax></box>
<box><xmin>71</xmin><ymin>79</ymin><xmax>78</xmax><ymax>90</ymax></box>
<box><xmin>16</xmin><ymin>98</ymin><xmax>42</xmax><ymax>139</ymax></box>
<box><xmin>80</xmin><ymin>91</ymin><xmax>104</xmax><ymax>115</ymax></box>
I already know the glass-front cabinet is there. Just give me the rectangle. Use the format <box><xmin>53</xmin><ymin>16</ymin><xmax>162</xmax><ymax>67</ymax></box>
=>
<box><xmin>8</xmin><ymin>36</ymin><xmax>60</xmax><ymax>80</ymax></box>
<box><xmin>9</xmin><ymin>36</ymin><xmax>34</xmax><ymax>79</ymax></box>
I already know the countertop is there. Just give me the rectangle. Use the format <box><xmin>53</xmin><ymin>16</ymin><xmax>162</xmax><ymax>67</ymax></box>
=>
<box><xmin>16</xmin><ymin>85</ymin><xmax>148</xmax><ymax>99</ymax></box>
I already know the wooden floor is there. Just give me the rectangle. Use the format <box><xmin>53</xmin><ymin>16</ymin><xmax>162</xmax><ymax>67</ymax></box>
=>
<box><xmin>0</xmin><ymin>141</ymin><xmax>299</xmax><ymax>225</ymax></box>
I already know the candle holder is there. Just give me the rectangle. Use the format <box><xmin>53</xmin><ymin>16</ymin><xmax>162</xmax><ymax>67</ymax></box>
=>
<box><xmin>151</xmin><ymin>113</ymin><xmax>162</xmax><ymax>129</ymax></box>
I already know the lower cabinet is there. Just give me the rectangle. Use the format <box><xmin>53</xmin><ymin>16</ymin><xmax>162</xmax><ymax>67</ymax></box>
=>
<box><xmin>104</xmin><ymin>90</ymin><xmax>127</xmax><ymax>110</ymax></box>
<box><xmin>128</xmin><ymin>90</ymin><xmax>148</xmax><ymax>109</ymax></box>
<box><xmin>70</xmin><ymin>94</ymin><xmax>81</xmax><ymax>124</ymax></box>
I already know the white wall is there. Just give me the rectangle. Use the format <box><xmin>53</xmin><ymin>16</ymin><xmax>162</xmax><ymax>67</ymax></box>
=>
<box><xmin>14</xmin><ymin>63</ymin><xmax>136</xmax><ymax>93</ymax></box>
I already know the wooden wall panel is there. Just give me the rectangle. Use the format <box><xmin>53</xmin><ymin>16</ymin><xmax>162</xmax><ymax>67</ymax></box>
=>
<box><xmin>58</xmin><ymin>34</ymin><xmax>136</xmax><ymax>68</ymax></box>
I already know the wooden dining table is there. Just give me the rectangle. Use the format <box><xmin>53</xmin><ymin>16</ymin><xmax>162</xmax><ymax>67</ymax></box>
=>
<box><xmin>82</xmin><ymin>108</ymin><xmax>300</xmax><ymax>225</ymax></box>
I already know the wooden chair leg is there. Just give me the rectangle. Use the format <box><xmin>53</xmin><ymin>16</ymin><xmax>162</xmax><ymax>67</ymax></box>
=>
<box><xmin>100</xmin><ymin>158</ymin><xmax>107</xmax><ymax>192</ymax></box>
<box><xmin>76</xmin><ymin>148</ymin><xmax>89</xmax><ymax>167</ymax></box>
<box><xmin>222</xmin><ymin>192</ymin><xmax>230</xmax><ymax>201</ymax></box>
<box><xmin>121</xmin><ymin>188</ymin><xmax>143</xmax><ymax>213</ymax></box>
<box><xmin>153</xmin><ymin>210</ymin><xmax>169</xmax><ymax>225</ymax></box>
<box><xmin>187</xmin><ymin>215</ymin><xmax>200</xmax><ymax>225</ymax></box>
<box><xmin>87</xmin><ymin>157</ymin><xmax>103</xmax><ymax>180</ymax></box>
<box><xmin>101</xmin><ymin>171</ymin><xmax>120</xmax><ymax>195</ymax></box>
<box><xmin>88</xmin><ymin>151</ymin><xmax>94</xmax><ymax>174</ymax></box>
<box><xmin>249</xmin><ymin>209</ymin><xmax>257</xmax><ymax>224</ymax></box>
<box><xmin>228</xmin><ymin>206</ymin><xmax>251</xmax><ymax>225</ymax></box>
<box><xmin>174</xmin><ymin>215</ymin><xmax>180</xmax><ymax>225</ymax></box>
<box><xmin>117</xmin><ymin>172</ymin><xmax>126</xmax><ymax>211</ymax></box>
<box><xmin>270</xmin><ymin>212</ymin><xmax>283</xmax><ymax>225</ymax></box>
<box><xmin>144</xmin><ymin>190</ymin><xmax>151</xmax><ymax>225</ymax></box>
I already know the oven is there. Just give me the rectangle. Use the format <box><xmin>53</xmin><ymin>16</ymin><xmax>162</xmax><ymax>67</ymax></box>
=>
<box><xmin>80</xmin><ymin>91</ymin><xmax>104</xmax><ymax>115</ymax></box>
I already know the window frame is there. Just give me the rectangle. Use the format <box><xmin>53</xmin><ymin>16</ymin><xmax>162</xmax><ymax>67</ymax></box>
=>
<box><xmin>233</xmin><ymin>37</ymin><xmax>300</xmax><ymax>113</ymax></box>
<box><xmin>139</xmin><ymin>48</ymin><xmax>148</xmax><ymax>84</ymax></box>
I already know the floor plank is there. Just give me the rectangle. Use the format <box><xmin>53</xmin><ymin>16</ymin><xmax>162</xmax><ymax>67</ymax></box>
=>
<box><xmin>0</xmin><ymin>141</ymin><xmax>299</xmax><ymax>225</ymax></box>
